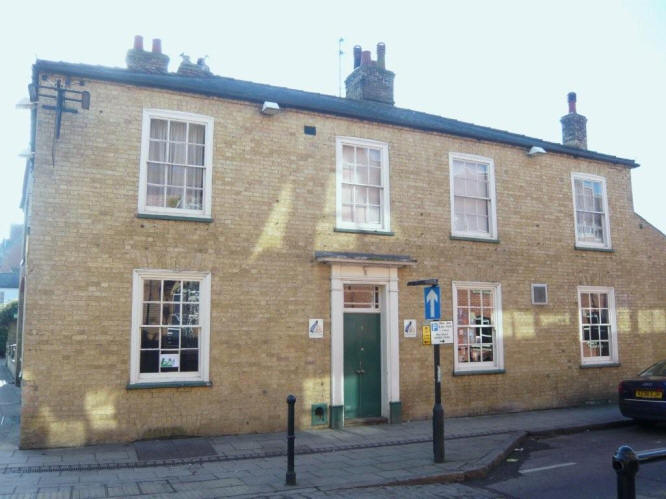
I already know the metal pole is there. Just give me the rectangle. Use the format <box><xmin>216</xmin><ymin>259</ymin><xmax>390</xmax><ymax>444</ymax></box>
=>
<box><xmin>613</xmin><ymin>445</ymin><xmax>638</xmax><ymax>499</ymax></box>
<box><xmin>433</xmin><ymin>344</ymin><xmax>444</xmax><ymax>463</ymax></box>
<box><xmin>286</xmin><ymin>395</ymin><xmax>296</xmax><ymax>485</ymax></box>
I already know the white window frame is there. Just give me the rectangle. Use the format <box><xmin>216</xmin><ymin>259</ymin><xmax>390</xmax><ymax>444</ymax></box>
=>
<box><xmin>335</xmin><ymin>136</ymin><xmax>391</xmax><ymax>232</ymax></box>
<box><xmin>452</xmin><ymin>281</ymin><xmax>503</xmax><ymax>373</ymax></box>
<box><xmin>576</xmin><ymin>285</ymin><xmax>619</xmax><ymax>366</ymax></box>
<box><xmin>130</xmin><ymin>269</ymin><xmax>211</xmax><ymax>385</ymax></box>
<box><xmin>449</xmin><ymin>152</ymin><xmax>498</xmax><ymax>240</ymax></box>
<box><xmin>571</xmin><ymin>172</ymin><xmax>612</xmax><ymax>249</ymax></box>
<box><xmin>138</xmin><ymin>109</ymin><xmax>214</xmax><ymax>218</ymax></box>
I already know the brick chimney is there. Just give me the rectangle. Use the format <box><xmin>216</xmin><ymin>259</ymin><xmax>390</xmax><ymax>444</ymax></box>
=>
<box><xmin>126</xmin><ymin>36</ymin><xmax>170</xmax><ymax>74</ymax></box>
<box><xmin>177</xmin><ymin>55</ymin><xmax>212</xmax><ymax>77</ymax></box>
<box><xmin>560</xmin><ymin>92</ymin><xmax>587</xmax><ymax>149</ymax></box>
<box><xmin>345</xmin><ymin>43</ymin><xmax>395</xmax><ymax>105</ymax></box>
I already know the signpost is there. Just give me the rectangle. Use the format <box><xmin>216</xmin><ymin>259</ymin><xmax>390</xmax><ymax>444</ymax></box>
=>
<box><xmin>408</xmin><ymin>279</ymin><xmax>445</xmax><ymax>463</ymax></box>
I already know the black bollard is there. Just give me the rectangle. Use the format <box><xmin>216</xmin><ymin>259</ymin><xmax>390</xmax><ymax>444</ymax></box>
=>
<box><xmin>286</xmin><ymin>395</ymin><xmax>296</xmax><ymax>485</ymax></box>
<box><xmin>613</xmin><ymin>445</ymin><xmax>638</xmax><ymax>499</ymax></box>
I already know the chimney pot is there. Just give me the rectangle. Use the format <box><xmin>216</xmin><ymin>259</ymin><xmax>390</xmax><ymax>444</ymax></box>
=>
<box><xmin>353</xmin><ymin>45</ymin><xmax>362</xmax><ymax>69</ymax></box>
<box><xmin>568</xmin><ymin>91</ymin><xmax>577</xmax><ymax>113</ymax></box>
<box><xmin>377</xmin><ymin>43</ymin><xmax>386</xmax><ymax>70</ymax></box>
<box><xmin>361</xmin><ymin>50</ymin><xmax>372</xmax><ymax>66</ymax></box>
<box><xmin>561</xmin><ymin>91</ymin><xmax>587</xmax><ymax>149</ymax></box>
<box><xmin>133</xmin><ymin>35</ymin><xmax>144</xmax><ymax>51</ymax></box>
<box><xmin>152</xmin><ymin>39</ymin><xmax>162</xmax><ymax>54</ymax></box>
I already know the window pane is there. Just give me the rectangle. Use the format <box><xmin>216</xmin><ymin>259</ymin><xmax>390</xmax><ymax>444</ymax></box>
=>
<box><xmin>600</xmin><ymin>325</ymin><xmax>609</xmax><ymax>340</ymax></box>
<box><xmin>188</xmin><ymin>145</ymin><xmax>205</xmax><ymax>166</ymax></box>
<box><xmin>188</xmin><ymin>123</ymin><xmax>205</xmax><ymax>144</ymax></box>
<box><xmin>146</xmin><ymin>185</ymin><xmax>164</xmax><ymax>207</ymax></box>
<box><xmin>186</xmin><ymin>189</ymin><xmax>203</xmax><ymax>210</ymax></box>
<box><xmin>342</xmin><ymin>185</ymin><xmax>352</xmax><ymax>204</ymax></box>
<box><xmin>454</xmin><ymin>213</ymin><xmax>465</xmax><ymax>231</ymax></box>
<box><xmin>581</xmin><ymin>293</ymin><xmax>590</xmax><ymax>307</ymax></box>
<box><xmin>369</xmin><ymin>167</ymin><xmax>381</xmax><ymax>186</ymax></box>
<box><xmin>141</xmin><ymin>327</ymin><xmax>159</xmax><ymax>348</ymax></box>
<box><xmin>355</xmin><ymin>166</ymin><xmax>368</xmax><ymax>184</ymax></box>
<box><xmin>342</xmin><ymin>204</ymin><xmax>353</xmax><ymax>222</ymax></box>
<box><xmin>169</xmin><ymin>121</ymin><xmax>187</xmax><ymax>141</ymax></box>
<box><xmin>454</xmin><ymin>177</ymin><xmax>466</xmax><ymax>195</ymax></box>
<box><xmin>149</xmin><ymin>140</ymin><xmax>167</xmax><ymax>162</ymax></box>
<box><xmin>166</xmin><ymin>187</ymin><xmax>184</xmax><ymax>208</ymax></box>
<box><xmin>142</xmin><ymin>303</ymin><xmax>161</xmax><ymax>325</ymax></box>
<box><xmin>181</xmin><ymin>327</ymin><xmax>199</xmax><ymax>348</ymax></box>
<box><xmin>457</xmin><ymin>288</ymin><xmax>469</xmax><ymax>306</ymax></box>
<box><xmin>167</xmin><ymin>165</ymin><xmax>186</xmax><ymax>187</ymax></box>
<box><xmin>162</xmin><ymin>327</ymin><xmax>180</xmax><ymax>349</ymax></box>
<box><xmin>169</xmin><ymin>142</ymin><xmax>186</xmax><ymax>164</ymax></box>
<box><xmin>343</xmin><ymin>166</ymin><xmax>353</xmax><ymax>182</ymax></box>
<box><xmin>150</xmin><ymin>119</ymin><xmax>168</xmax><ymax>140</ymax></box>
<box><xmin>590</xmin><ymin>293</ymin><xmax>599</xmax><ymax>308</ymax></box>
<box><xmin>183</xmin><ymin>281</ymin><xmax>200</xmax><ymax>302</ymax></box>
<box><xmin>143</xmin><ymin>280</ymin><xmax>161</xmax><ymax>302</ymax></box>
<box><xmin>140</xmin><ymin>350</ymin><xmax>159</xmax><ymax>373</ymax></box>
<box><xmin>355</xmin><ymin>186</ymin><xmax>367</xmax><ymax>204</ymax></box>
<box><xmin>164</xmin><ymin>281</ymin><xmax>181</xmax><ymax>302</ymax></box>
<box><xmin>355</xmin><ymin>206</ymin><xmax>366</xmax><ymax>223</ymax></box>
<box><xmin>599</xmin><ymin>293</ymin><xmax>608</xmax><ymax>308</ymax></box>
<box><xmin>367</xmin><ymin>206</ymin><xmax>380</xmax><ymax>224</ymax></box>
<box><xmin>601</xmin><ymin>342</ymin><xmax>609</xmax><ymax>356</ymax></box>
<box><xmin>183</xmin><ymin>304</ymin><xmax>199</xmax><ymax>325</ymax></box>
<box><xmin>356</xmin><ymin>147</ymin><xmax>368</xmax><ymax>166</ymax></box>
<box><xmin>342</xmin><ymin>145</ymin><xmax>354</xmax><ymax>163</ymax></box>
<box><xmin>368</xmin><ymin>187</ymin><xmax>380</xmax><ymax>205</ymax></box>
<box><xmin>147</xmin><ymin>163</ymin><xmax>165</xmax><ymax>184</ymax></box>
<box><xmin>186</xmin><ymin>167</ymin><xmax>204</xmax><ymax>189</ymax></box>
<box><xmin>180</xmin><ymin>350</ymin><xmax>199</xmax><ymax>372</ymax></box>
<box><xmin>369</xmin><ymin>148</ymin><xmax>381</xmax><ymax>166</ymax></box>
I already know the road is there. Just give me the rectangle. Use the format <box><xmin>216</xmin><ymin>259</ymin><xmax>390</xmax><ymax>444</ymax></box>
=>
<box><xmin>464</xmin><ymin>423</ymin><xmax>666</xmax><ymax>499</ymax></box>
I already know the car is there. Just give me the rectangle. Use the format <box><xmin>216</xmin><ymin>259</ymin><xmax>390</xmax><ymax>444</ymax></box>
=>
<box><xmin>619</xmin><ymin>359</ymin><xmax>666</xmax><ymax>423</ymax></box>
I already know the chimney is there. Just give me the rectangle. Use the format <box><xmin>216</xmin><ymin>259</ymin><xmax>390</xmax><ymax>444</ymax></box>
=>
<box><xmin>126</xmin><ymin>36</ymin><xmax>170</xmax><ymax>74</ymax></box>
<box><xmin>177</xmin><ymin>54</ymin><xmax>213</xmax><ymax>77</ymax></box>
<box><xmin>560</xmin><ymin>92</ymin><xmax>587</xmax><ymax>149</ymax></box>
<box><xmin>344</xmin><ymin>42</ymin><xmax>395</xmax><ymax>105</ymax></box>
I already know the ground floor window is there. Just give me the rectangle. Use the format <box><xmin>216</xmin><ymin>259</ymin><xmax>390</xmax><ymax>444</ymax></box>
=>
<box><xmin>577</xmin><ymin>286</ymin><xmax>618</xmax><ymax>365</ymax></box>
<box><xmin>130</xmin><ymin>269</ymin><xmax>211</xmax><ymax>384</ymax></box>
<box><xmin>452</xmin><ymin>282</ymin><xmax>503</xmax><ymax>372</ymax></box>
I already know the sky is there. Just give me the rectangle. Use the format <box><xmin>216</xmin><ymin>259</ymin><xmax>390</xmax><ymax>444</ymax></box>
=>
<box><xmin>1</xmin><ymin>0</ymin><xmax>664</xmax><ymax>239</ymax></box>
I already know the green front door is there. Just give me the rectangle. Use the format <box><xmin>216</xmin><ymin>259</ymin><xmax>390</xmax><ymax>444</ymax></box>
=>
<box><xmin>343</xmin><ymin>313</ymin><xmax>381</xmax><ymax>419</ymax></box>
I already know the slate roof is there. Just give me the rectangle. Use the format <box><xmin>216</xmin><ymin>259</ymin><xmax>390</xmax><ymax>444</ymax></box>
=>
<box><xmin>32</xmin><ymin>60</ymin><xmax>638</xmax><ymax>168</ymax></box>
<box><xmin>0</xmin><ymin>273</ymin><xmax>19</xmax><ymax>289</ymax></box>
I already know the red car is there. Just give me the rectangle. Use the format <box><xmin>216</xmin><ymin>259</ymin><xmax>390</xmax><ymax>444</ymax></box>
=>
<box><xmin>619</xmin><ymin>360</ymin><xmax>666</xmax><ymax>423</ymax></box>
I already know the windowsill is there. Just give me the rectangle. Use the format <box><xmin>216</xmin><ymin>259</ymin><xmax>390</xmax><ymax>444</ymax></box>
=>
<box><xmin>453</xmin><ymin>368</ymin><xmax>505</xmax><ymax>376</ymax></box>
<box><xmin>450</xmin><ymin>234</ymin><xmax>499</xmax><ymax>244</ymax></box>
<box><xmin>137</xmin><ymin>213</ymin><xmax>213</xmax><ymax>223</ymax></box>
<box><xmin>127</xmin><ymin>381</ymin><xmax>212</xmax><ymax>390</ymax></box>
<box><xmin>574</xmin><ymin>245</ymin><xmax>614</xmax><ymax>253</ymax></box>
<box><xmin>334</xmin><ymin>227</ymin><xmax>394</xmax><ymax>236</ymax></box>
<box><xmin>580</xmin><ymin>362</ymin><xmax>620</xmax><ymax>369</ymax></box>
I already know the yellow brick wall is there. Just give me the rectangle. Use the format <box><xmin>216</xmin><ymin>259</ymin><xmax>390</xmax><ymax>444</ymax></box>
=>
<box><xmin>20</xmin><ymin>75</ymin><xmax>666</xmax><ymax>448</ymax></box>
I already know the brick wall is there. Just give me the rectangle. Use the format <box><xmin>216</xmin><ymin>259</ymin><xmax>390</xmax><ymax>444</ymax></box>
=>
<box><xmin>20</xmin><ymin>75</ymin><xmax>666</xmax><ymax>448</ymax></box>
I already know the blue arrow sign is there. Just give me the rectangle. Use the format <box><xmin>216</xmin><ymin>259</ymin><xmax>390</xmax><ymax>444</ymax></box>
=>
<box><xmin>424</xmin><ymin>285</ymin><xmax>441</xmax><ymax>320</ymax></box>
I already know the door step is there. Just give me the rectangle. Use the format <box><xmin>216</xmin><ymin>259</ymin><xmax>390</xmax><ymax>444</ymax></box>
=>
<box><xmin>344</xmin><ymin>417</ymin><xmax>388</xmax><ymax>426</ymax></box>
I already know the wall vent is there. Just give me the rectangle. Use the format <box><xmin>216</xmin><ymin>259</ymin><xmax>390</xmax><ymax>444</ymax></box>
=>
<box><xmin>531</xmin><ymin>284</ymin><xmax>548</xmax><ymax>305</ymax></box>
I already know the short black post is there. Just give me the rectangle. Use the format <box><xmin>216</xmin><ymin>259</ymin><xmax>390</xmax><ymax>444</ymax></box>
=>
<box><xmin>286</xmin><ymin>395</ymin><xmax>296</xmax><ymax>486</ymax></box>
<box><xmin>613</xmin><ymin>445</ymin><xmax>638</xmax><ymax>499</ymax></box>
<box><xmin>433</xmin><ymin>344</ymin><xmax>444</xmax><ymax>463</ymax></box>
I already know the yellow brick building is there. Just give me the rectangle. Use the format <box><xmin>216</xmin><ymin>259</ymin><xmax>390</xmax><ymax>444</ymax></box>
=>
<box><xmin>15</xmin><ymin>39</ymin><xmax>666</xmax><ymax>448</ymax></box>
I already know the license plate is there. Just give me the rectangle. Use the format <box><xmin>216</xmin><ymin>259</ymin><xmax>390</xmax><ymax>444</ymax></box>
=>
<box><xmin>635</xmin><ymin>390</ymin><xmax>663</xmax><ymax>399</ymax></box>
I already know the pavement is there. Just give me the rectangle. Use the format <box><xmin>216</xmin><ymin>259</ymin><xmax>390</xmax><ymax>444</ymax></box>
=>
<box><xmin>0</xmin><ymin>364</ymin><xmax>632</xmax><ymax>498</ymax></box>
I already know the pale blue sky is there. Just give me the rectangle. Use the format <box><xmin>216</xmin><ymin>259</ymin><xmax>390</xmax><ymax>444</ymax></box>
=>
<box><xmin>1</xmin><ymin>0</ymin><xmax>664</xmax><ymax>239</ymax></box>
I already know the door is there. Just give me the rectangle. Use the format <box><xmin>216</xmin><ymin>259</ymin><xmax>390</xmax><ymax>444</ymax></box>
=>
<box><xmin>343</xmin><ymin>313</ymin><xmax>381</xmax><ymax>419</ymax></box>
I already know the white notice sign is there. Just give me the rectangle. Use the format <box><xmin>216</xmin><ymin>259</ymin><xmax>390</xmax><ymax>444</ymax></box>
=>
<box><xmin>441</xmin><ymin>321</ymin><xmax>454</xmax><ymax>344</ymax></box>
<box><xmin>403</xmin><ymin>319</ymin><xmax>417</xmax><ymax>338</ymax></box>
<box><xmin>309</xmin><ymin>319</ymin><xmax>324</xmax><ymax>339</ymax></box>
<box><xmin>160</xmin><ymin>354</ymin><xmax>179</xmax><ymax>369</ymax></box>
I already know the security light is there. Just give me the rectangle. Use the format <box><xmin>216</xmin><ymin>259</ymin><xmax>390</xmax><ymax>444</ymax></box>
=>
<box><xmin>528</xmin><ymin>146</ymin><xmax>547</xmax><ymax>156</ymax></box>
<box><xmin>261</xmin><ymin>101</ymin><xmax>280</xmax><ymax>115</ymax></box>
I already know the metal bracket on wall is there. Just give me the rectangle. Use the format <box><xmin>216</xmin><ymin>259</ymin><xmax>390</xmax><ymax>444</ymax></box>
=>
<box><xmin>30</xmin><ymin>78</ymin><xmax>90</xmax><ymax>140</ymax></box>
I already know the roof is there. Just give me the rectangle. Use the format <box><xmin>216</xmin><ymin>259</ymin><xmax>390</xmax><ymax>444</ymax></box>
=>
<box><xmin>0</xmin><ymin>273</ymin><xmax>19</xmax><ymax>289</ymax></box>
<box><xmin>32</xmin><ymin>60</ymin><xmax>638</xmax><ymax>168</ymax></box>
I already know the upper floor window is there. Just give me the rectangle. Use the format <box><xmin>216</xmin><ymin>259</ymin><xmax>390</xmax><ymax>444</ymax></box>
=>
<box><xmin>449</xmin><ymin>153</ymin><xmax>497</xmax><ymax>240</ymax></box>
<box><xmin>336</xmin><ymin>137</ymin><xmax>390</xmax><ymax>232</ymax></box>
<box><xmin>138</xmin><ymin>109</ymin><xmax>214</xmax><ymax>219</ymax></box>
<box><xmin>577</xmin><ymin>286</ymin><xmax>618</xmax><ymax>365</ymax></box>
<box><xmin>452</xmin><ymin>282</ymin><xmax>503</xmax><ymax>373</ymax></box>
<box><xmin>571</xmin><ymin>173</ymin><xmax>611</xmax><ymax>249</ymax></box>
